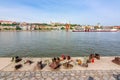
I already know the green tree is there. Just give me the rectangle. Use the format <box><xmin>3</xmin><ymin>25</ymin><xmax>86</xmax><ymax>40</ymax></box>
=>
<box><xmin>70</xmin><ymin>27</ymin><xmax>73</xmax><ymax>30</ymax></box>
<box><xmin>39</xmin><ymin>28</ymin><xmax>42</xmax><ymax>30</ymax></box>
<box><xmin>34</xmin><ymin>27</ymin><xmax>39</xmax><ymax>30</ymax></box>
<box><xmin>94</xmin><ymin>26</ymin><xmax>99</xmax><ymax>30</ymax></box>
<box><xmin>61</xmin><ymin>27</ymin><xmax>65</xmax><ymax>30</ymax></box>
<box><xmin>3</xmin><ymin>28</ymin><xmax>10</xmax><ymax>30</ymax></box>
<box><xmin>16</xmin><ymin>26</ymin><xmax>22</xmax><ymax>30</ymax></box>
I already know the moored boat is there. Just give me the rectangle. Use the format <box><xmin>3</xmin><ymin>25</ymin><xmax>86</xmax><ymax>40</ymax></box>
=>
<box><xmin>72</xmin><ymin>29</ymin><xmax>119</xmax><ymax>32</ymax></box>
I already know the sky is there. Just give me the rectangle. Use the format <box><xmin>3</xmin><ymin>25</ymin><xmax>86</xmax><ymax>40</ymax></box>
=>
<box><xmin>0</xmin><ymin>0</ymin><xmax>120</xmax><ymax>26</ymax></box>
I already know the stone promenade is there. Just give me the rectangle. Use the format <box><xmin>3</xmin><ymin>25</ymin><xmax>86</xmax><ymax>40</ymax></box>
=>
<box><xmin>0</xmin><ymin>70</ymin><xmax>120</xmax><ymax>80</ymax></box>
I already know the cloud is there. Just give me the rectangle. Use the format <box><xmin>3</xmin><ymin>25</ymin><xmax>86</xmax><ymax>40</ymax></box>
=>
<box><xmin>0</xmin><ymin>0</ymin><xmax>120</xmax><ymax>25</ymax></box>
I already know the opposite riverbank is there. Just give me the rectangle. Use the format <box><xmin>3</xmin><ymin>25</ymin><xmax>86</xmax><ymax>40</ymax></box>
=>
<box><xmin>0</xmin><ymin>56</ymin><xmax>119</xmax><ymax>71</ymax></box>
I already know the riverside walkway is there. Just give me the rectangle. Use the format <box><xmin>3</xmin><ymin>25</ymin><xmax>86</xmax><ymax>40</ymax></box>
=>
<box><xmin>0</xmin><ymin>70</ymin><xmax>120</xmax><ymax>80</ymax></box>
<box><xmin>0</xmin><ymin>57</ymin><xmax>120</xmax><ymax>80</ymax></box>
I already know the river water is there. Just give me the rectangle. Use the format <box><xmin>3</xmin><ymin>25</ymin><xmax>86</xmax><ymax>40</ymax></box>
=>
<box><xmin>0</xmin><ymin>31</ymin><xmax>120</xmax><ymax>57</ymax></box>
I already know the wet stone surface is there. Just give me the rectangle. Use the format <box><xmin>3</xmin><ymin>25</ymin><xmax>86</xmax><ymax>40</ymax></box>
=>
<box><xmin>0</xmin><ymin>70</ymin><xmax>120</xmax><ymax>80</ymax></box>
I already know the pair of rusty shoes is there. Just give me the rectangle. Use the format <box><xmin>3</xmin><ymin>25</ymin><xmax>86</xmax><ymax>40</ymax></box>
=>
<box><xmin>112</xmin><ymin>57</ymin><xmax>120</xmax><ymax>65</ymax></box>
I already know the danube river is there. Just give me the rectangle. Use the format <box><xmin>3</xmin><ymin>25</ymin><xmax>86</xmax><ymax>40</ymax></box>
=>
<box><xmin>0</xmin><ymin>31</ymin><xmax>120</xmax><ymax>57</ymax></box>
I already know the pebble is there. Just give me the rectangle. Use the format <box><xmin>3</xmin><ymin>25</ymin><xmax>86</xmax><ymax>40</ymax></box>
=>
<box><xmin>46</xmin><ymin>77</ymin><xmax>52</xmax><ymax>80</ymax></box>
<box><xmin>63</xmin><ymin>77</ymin><xmax>68</xmax><ymax>80</ymax></box>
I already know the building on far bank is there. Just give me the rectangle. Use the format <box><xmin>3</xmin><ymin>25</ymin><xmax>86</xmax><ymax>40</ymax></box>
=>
<box><xmin>113</xmin><ymin>26</ymin><xmax>120</xmax><ymax>30</ymax></box>
<box><xmin>0</xmin><ymin>20</ymin><xmax>13</xmax><ymax>24</ymax></box>
<box><xmin>1</xmin><ymin>20</ymin><xmax>120</xmax><ymax>31</ymax></box>
<box><xmin>0</xmin><ymin>20</ymin><xmax>17</xmax><ymax>30</ymax></box>
<box><xmin>19</xmin><ymin>22</ymin><xmax>27</xmax><ymax>30</ymax></box>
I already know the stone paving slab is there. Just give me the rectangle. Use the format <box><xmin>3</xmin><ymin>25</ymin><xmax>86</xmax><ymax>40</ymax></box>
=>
<box><xmin>0</xmin><ymin>70</ymin><xmax>120</xmax><ymax>80</ymax></box>
<box><xmin>0</xmin><ymin>58</ymin><xmax>11</xmax><ymax>70</ymax></box>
